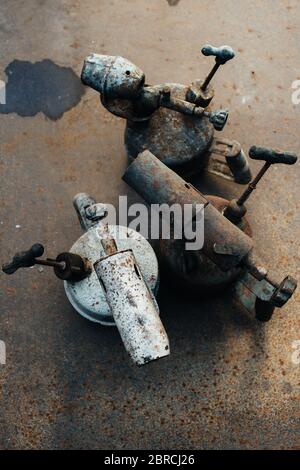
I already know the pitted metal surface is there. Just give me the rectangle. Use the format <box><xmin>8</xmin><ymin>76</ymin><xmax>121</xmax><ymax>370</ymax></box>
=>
<box><xmin>123</xmin><ymin>150</ymin><xmax>254</xmax><ymax>275</ymax></box>
<box><xmin>64</xmin><ymin>225</ymin><xmax>159</xmax><ymax>325</ymax></box>
<box><xmin>81</xmin><ymin>53</ymin><xmax>234</xmax><ymax>177</ymax></box>
<box><xmin>0</xmin><ymin>0</ymin><xmax>299</xmax><ymax>451</ymax></box>
<box><xmin>125</xmin><ymin>83</ymin><xmax>214</xmax><ymax>174</ymax></box>
<box><xmin>94</xmin><ymin>249</ymin><xmax>169</xmax><ymax>366</ymax></box>
<box><xmin>81</xmin><ymin>54</ymin><xmax>145</xmax><ymax>99</ymax></box>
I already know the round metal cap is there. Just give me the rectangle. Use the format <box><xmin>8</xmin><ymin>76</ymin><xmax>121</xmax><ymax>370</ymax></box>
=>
<box><xmin>64</xmin><ymin>225</ymin><xmax>159</xmax><ymax>326</ymax></box>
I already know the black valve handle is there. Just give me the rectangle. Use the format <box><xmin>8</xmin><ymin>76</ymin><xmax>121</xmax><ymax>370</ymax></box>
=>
<box><xmin>2</xmin><ymin>243</ymin><xmax>45</xmax><ymax>274</ymax></box>
<box><xmin>2</xmin><ymin>244</ymin><xmax>91</xmax><ymax>282</ymax></box>
<box><xmin>201</xmin><ymin>44</ymin><xmax>235</xmax><ymax>91</ymax></box>
<box><xmin>237</xmin><ymin>146</ymin><xmax>298</xmax><ymax>206</ymax></box>
<box><xmin>224</xmin><ymin>145</ymin><xmax>298</xmax><ymax>224</ymax></box>
<box><xmin>201</xmin><ymin>44</ymin><xmax>235</xmax><ymax>65</ymax></box>
<box><xmin>249</xmin><ymin>146</ymin><xmax>297</xmax><ymax>165</ymax></box>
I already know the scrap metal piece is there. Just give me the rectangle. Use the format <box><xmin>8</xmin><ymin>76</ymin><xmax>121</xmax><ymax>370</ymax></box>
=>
<box><xmin>202</xmin><ymin>44</ymin><xmax>235</xmax><ymax>65</ymax></box>
<box><xmin>2</xmin><ymin>243</ymin><xmax>45</xmax><ymax>274</ymax></box>
<box><xmin>53</xmin><ymin>252</ymin><xmax>92</xmax><ymax>282</ymax></box>
<box><xmin>125</xmin><ymin>83</ymin><xmax>214</xmax><ymax>177</ymax></box>
<box><xmin>85</xmin><ymin>204</ymin><xmax>108</xmax><ymax>222</ymax></box>
<box><xmin>186</xmin><ymin>79</ymin><xmax>214</xmax><ymax>108</ymax></box>
<box><xmin>65</xmin><ymin>192</ymin><xmax>161</xmax><ymax>325</ymax></box>
<box><xmin>249</xmin><ymin>146</ymin><xmax>297</xmax><ymax>165</ymax></box>
<box><xmin>94</xmin><ymin>249</ymin><xmax>170</xmax><ymax>366</ymax></box>
<box><xmin>187</xmin><ymin>44</ymin><xmax>235</xmax><ymax>107</ymax></box>
<box><xmin>270</xmin><ymin>276</ymin><xmax>297</xmax><ymax>308</ymax></box>
<box><xmin>123</xmin><ymin>149</ymin><xmax>297</xmax><ymax>315</ymax></box>
<box><xmin>224</xmin><ymin>145</ymin><xmax>298</xmax><ymax>224</ymax></box>
<box><xmin>123</xmin><ymin>150</ymin><xmax>253</xmax><ymax>272</ymax></box>
<box><xmin>81</xmin><ymin>50</ymin><xmax>244</xmax><ymax>179</ymax></box>
<box><xmin>207</xmin><ymin>137</ymin><xmax>252</xmax><ymax>184</ymax></box>
<box><xmin>2</xmin><ymin>243</ymin><xmax>91</xmax><ymax>282</ymax></box>
<box><xmin>234</xmin><ymin>275</ymin><xmax>275</xmax><ymax>321</ymax></box>
<box><xmin>207</xmin><ymin>109</ymin><xmax>229</xmax><ymax>131</ymax></box>
<box><xmin>64</xmin><ymin>224</ymin><xmax>159</xmax><ymax>326</ymax></box>
<box><xmin>81</xmin><ymin>55</ymin><xmax>230</xmax><ymax>125</ymax></box>
<box><xmin>73</xmin><ymin>192</ymin><xmax>108</xmax><ymax>231</ymax></box>
<box><xmin>234</xmin><ymin>271</ymin><xmax>297</xmax><ymax>321</ymax></box>
<box><xmin>81</xmin><ymin>54</ymin><xmax>145</xmax><ymax>99</ymax></box>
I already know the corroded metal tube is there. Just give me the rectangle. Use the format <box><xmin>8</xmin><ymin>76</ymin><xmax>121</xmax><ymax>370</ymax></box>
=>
<box><xmin>94</xmin><ymin>250</ymin><xmax>170</xmax><ymax>366</ymax></box>
<box><xmin>123</xmin><ymin>150</ymin><xmax>253</xmax><ymax>271</ymax></box>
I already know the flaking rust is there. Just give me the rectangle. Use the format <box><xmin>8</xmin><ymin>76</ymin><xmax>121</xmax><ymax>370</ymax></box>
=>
<box><xmin>2</xmin><ymin>192</ymin><xmax>168</xmax><ymax>366</ymax></box>
<box><xmin>123</xmin><ymin>148</ymin><xmax>297</xmax><ymax>322</ymax></box>
<box><xmin>94</xmin><ymin>249</ymin><xmax>169</xmax><ymax>366</ymax></box>
<box><xmin>81</xmin><ymin>45</ymin><xmax>251</xmax><ymax>182</ymax></box>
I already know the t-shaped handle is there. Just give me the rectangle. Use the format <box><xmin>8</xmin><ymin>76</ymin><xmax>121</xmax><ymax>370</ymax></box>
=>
<box><xmin>2</xmin><ymin>243</ymin><xmax>91</xmax><ymax>282</ymax></box>
<box><xmin>2</xmin><ymin>243</ymin><xmax>45</xmax><ymax>274</ymax></box>
<box><xmin>249</xmin><ymin>146</ymin><xmax>297</xmax><ymax>165</ymax></box>
<box><xmin>201</xmin><ymin>44</ymin><xmax>235</xmax><ymax>65</ymax></box>
<box><xmin>237</xmin><ymin>145</ymin><xmax>298</xmax><ymax>204</ymax></box>
<box><xmin>201</xmin><ymin>44</ymin><xmax>235</xmax><ymax>91</ymax></box>
<box><xmin>223</xmin><ymin>145</ymin><xmax>298</xmax><ymax>224</ymax></box>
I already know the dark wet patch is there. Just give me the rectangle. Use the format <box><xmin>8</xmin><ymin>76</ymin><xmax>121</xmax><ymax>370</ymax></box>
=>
<box><xmin>167</xmin><ymin>0</ymin><xmax>181</xmax><ymax>5</ymax></box>
<box><xmin>0</xmin><ymin>59</ymin><xmax>85</xmax><ymax>120</ymax></box>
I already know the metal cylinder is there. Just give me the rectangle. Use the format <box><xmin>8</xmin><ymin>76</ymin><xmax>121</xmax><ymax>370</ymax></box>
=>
<box><xmin>123</xmin><ymin>150</ymin><xmax>253</xmax><ymax>272</ymax></box>
<box><xmin>73</xmin><ymin>193</ymin><xmax>108</xmax><ymax>231</ymax></box>
<box><xmin>225</xmin><ymin>146</ymin><xmax>252</xmax><ymax>184</ymax></box>
<box><xmin>73</xmin><ymin>193</ymin><xmax>97</xmax><ymax>231</ymax></box>
<box><xmin>94</xmin><ymin>249</ymin><xmax>170</xmax><ymax>366</ymax></box>
<box><xmin>81</xmin><ymin>54</ymin><xmax>145</xmax><ymax>99</ymax></box>
<box><xmin>123</xmin><ymin>149</ymin><xmax>208</xmax><ymax>208</ymax></box>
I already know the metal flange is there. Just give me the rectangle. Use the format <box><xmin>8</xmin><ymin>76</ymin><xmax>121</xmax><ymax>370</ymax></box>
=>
<box><xmin>64</xmin><ymin>224</ymin><xmax>159</xmax><ymax>326</ymax></box>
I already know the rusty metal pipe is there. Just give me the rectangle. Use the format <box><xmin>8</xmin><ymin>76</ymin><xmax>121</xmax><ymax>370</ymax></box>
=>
<box><xmin>123</xmin><ymin>150</ymin><xmax>253</xmax><ymax>272</ymax></box>
<box><xmin>94</xmin><ymin>250</ymin><xmax>170</xmax><ymax>366</ymax></box>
